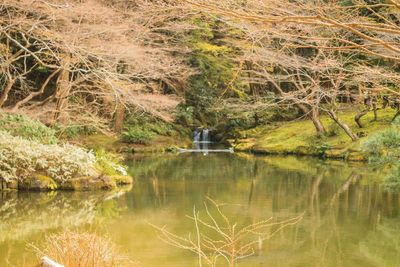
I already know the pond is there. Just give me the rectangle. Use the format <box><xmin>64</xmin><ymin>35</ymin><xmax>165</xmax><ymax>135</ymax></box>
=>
<box><xmin>0</xmin><ymin>154</ymin><xmax>399</xmax><ymax>267</ymax></box>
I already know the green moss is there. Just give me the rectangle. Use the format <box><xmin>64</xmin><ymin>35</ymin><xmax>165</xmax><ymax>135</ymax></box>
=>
<box><xmin>80</xmin><ymin>134</ymin><xmax>121</xmax><ymax>152</ymax></box>
<box><xmin>194</xmin><ymin>42</ymin><xmax>232</xmax><ymax>55</ymax></box>
<box><xmin>122</xmin><ymin>126</ymin><xmax>154</xmax><ymax>144</ymax></box>
<box><xmin>60</xmin><ymin>176</ymin><xmax>117</xmax><ymax>191</ymax></box>
<box><xmin>94</xmin><ymin>149</ymin><xmax>127</xmax><ymax>176</ymax></box>
<box><xmin>234</xmin><ymin>109</ymin><xmax>397</xmax><ymax>161</ymax></box>
<box><xmin>18</xmin><ymin>174</ymin><xmax>58</xmax><ymax>191</ymax></box>
<box><xmin>110</xmin><ymin>175</ymin><xmax>133</xmax><ymax>186</ymax></box>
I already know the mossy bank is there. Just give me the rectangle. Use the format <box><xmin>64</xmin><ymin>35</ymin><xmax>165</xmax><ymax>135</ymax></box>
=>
<box><xmin>1</xmin><ymin>173</ymin><xmax>133</xmax><ymax>191</ymax></box>
<box><xmin>230</xmin><ymin>110</ymin><xmax>398</xmax><ymax>161</ymax></box>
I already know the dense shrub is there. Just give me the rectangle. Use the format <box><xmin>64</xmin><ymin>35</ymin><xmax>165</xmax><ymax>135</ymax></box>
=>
<box><xmin>0</xmin><ymin>131</ymin><xmax>95</xmax><ymax>182</ymax></box>
<box><xmin>0</xmin><ymin>113</ymin><xmax>57</xmax><ymax>144</ymax></box>
<box><xmin>327</xmin><ymin>122</ymin><xmax>342</xmax><ymax>137</ymax></box>
<box><xmin>381</xmin><ymin>165</ymin><xmax>400</xmax><ymax>192</ymax></box>
<box><xmin>363</xmin><ymin>118</ymin><xmax>400</xmax><ymax>164</ymax></box>
<box><xmin>175</xmin><ymin>104</ymin><xmax>195</xmax><ymax>126</ymax></box>
<box><xmin>55</xmin><ymin>124</ymin><xmax>97</xmax><ymax>139</ymax></box>
<box><xmin>363</xmin><ymin>118</ymin><xmax>400</xmax><ymax>191</ymax></box>
<box><xmin>94</xmin><ymin>149</ymin><xmax>127</xmax><ymax>176</ymax></box>
<box><xmin>121</xmin><ymin>126</ymin><xmax>154</xmax><ymax>144</ymax></box>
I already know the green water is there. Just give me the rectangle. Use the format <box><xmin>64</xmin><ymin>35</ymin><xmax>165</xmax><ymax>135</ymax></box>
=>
<box><xmin>1</xmin><ymin>154</ymin><xmax>399</xmax><ymax>267</ymax></box>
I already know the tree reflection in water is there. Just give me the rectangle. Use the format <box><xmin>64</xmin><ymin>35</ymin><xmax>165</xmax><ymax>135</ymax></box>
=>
<box><xmin>1</xmin><ymin>154</ymin><xmax>400</xmax><ymax>267</ymax></box>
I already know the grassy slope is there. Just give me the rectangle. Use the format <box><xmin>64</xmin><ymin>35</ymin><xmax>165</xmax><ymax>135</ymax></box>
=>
<box><xmin>233</xmin><ymin>109</ymin><xmax>397</xmax><ymax>161</ymax></box>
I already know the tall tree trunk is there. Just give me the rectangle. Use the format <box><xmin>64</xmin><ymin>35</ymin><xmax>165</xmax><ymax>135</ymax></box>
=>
<box><xmin>328</xmin><ymin>109</ymin><xmax>358</xmax><ymax>141</ymax></box>
<box><xmin>114</xmin><ymin>103</ymin><xmax>125</xmax><ymax>133</ymax></box>
<box><xmin>311</xmin><ymin>107</ymin><xmax>326</xmax><ymax>134</ymax></box>
<box><xmin>52</xmin><ymin>56</ymin><xmax>71</xmax><ymax>124</ymax></box>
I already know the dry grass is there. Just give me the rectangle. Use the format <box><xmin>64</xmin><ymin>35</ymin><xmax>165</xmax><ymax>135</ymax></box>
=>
<box><xmin>33</xmin><ymin>231</ymin><xmax>137</xmax><ymax>267</ymax></box>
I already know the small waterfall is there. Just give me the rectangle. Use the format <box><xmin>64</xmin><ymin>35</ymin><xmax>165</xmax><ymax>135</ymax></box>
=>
<box><xmin>181</xmin><ymin>128</ymin><xmax>233</xmax><ymax>154</ymax></box>
<box><xmin>193</xmin><ymin>129</ymin><xmax>201</xmax><ymax>143</ymax></box>
<box><xmin>202</xmin><ymin>129</ymin><xmax>209</xmax><ymax>155</ymax></box>
<box><xmin>202</xmin><ymin>129</ymin><xmax>209</xmax><ymax>143</ymax></box>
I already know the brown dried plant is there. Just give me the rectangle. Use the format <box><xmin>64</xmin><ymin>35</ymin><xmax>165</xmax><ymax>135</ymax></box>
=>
<box><xmin>32</xmin><ymin>231</ymin><xmax>137</xmax><ymax>267</ymax></box>
<box><xmin>151</xmin><ymin>198</ymin><xmax>303</xmax><ymax>267</ymax></box>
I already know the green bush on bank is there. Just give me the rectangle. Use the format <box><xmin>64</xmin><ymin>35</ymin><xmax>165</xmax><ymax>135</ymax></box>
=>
<box><xmin>0</xmin><ymin>113</ymin><xmax>57</xmax><ymax>144</ymax></box>
<box><xmin>363</xmin><ymin>118</ymin><xmax>400</xmax><ymax>164</ymax></box>
<box><xmin>94</xmin><ymin>149</ymin><xmax>127</xmax><ymax>176</ymax></box>
<box><xmin>363</xmin><ymin>118</ymin><xmax>400</xmax><ymax>191</ymax></box>
<box><xmin>121</xmin><ymin>113</ymin><xmax>180</xmax><ymax>144</ymax></box>
<box><xmin>121</xmin><ymin>126</ymin><xmax>155</xmax><ymax>144</ymax></box>
<box><xmin>55</xmin><ymin>124</ymin><xmax>97</xmax><ymax>139</ymax></box>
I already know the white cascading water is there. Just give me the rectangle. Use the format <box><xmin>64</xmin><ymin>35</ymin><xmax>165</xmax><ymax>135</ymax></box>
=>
<box><xmin>202</xmin><ymin>129</ymin><xmax>209</xmax><ymax>155</ymax></box>
<box><xmin>193</xmin><ymin>129</ymin><xmax>201</xmax><ymax>143</ymax></box>
<box><xmin>180</xmin><ymin>128</ymin><xmax>232</xmax><ymax>154</ymax></box>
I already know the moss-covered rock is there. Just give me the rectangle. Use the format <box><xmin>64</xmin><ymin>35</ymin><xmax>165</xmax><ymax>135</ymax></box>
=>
<box><xmin>18</xmin><ymin>174</ymin><xmax>58</xmax><ymax>191</ymax></box>
<box><xmin>110</xmin><ymin>175</ymin><xmax>133</xmax><ymax>186</ymax></box>
<box><xmin>3</xmin><ymin>174</ymin><xmax>133</xmax><ymax>191</ymax></box>
<box><xmin>59</xmin><ymin>175</ymin><xmax>117</xmax><ymax>191</ymax></box>
<box><xmin>347</xmin><ymin>152</ymin><xmax>367</xmax><ymax>161</ymax></box>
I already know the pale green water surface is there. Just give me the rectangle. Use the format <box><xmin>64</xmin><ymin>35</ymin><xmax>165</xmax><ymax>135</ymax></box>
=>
<box><xmin>0</xmin><ymin>154</ymin><xmax>399</xmax><ymax>267</ymax></box>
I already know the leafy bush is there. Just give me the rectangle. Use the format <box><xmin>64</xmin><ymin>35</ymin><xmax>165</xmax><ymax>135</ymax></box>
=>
<box><xmin>382</xmin><ymin>164</ymin><xmax>400</xmax><ymax>192</ymax></box>
<box><xmin>0</xmin><ymin>113</ymin><xmax>57</xmax><ymax>144</ymax></box>
<box><xmin>175</xmin><ymin>104</ymin><xmax>194</xmax><ymax>126</ymax></box>
<box><xmin>363</xmin><ymin>118</ymin><xmax>400</xmax><ymax>191</ymax></box>
<box><xmin>363</xmin><ymin>119</ymin><xmax>400</xmax><ymax>164</ymax></box>
<box><xmin>307</xmin><ymin>134</ymin><xmax>331</xmax><ymax>156</ymax></box>
<box><xmin>327</xmin><ymin>122</ymin><xmax>342</xmax><ymax>137</ymax></box>
<box><xmin>94</xmin><ymin>149</ymin><xmax>127</xmax><ymax>176</ymax></box>
<box><xmin>55</xmin><ymin>124</ymin><xmax>97</xmax><ymax>139</ymax></box>
<box><xmin>0</xmin><ymin>131</ymin><xmax>95</xmax><ymax>183</ymax></box>
<box><xmin>121</xmin><ymin>126</ymin><xmax>154</xmax><ymax>144</ymax></box>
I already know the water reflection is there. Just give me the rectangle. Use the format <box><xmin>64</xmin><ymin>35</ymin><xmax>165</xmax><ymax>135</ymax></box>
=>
<box><xmin>1</xmin><ymin>154</ymin><xmax>399</xmax><ymax>267</ymax></box>
<box><xmin>0</xmin><ymin>188</ymin><xmax>131</xmax><ymax>266</ymax></box>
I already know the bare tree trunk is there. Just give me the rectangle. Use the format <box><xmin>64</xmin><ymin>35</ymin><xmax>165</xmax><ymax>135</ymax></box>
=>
<box><xmin>114</xmin><ymin>103</ymin><xmax>125</xmax><ymax>133</ymax></box>
<box><xmin>355</xmin><ymin>109</ymin><xmax>369</xmax><ymax>128</ymax></box>
<box><xmin>52</xmin><ymin>56</ymin><xmax>71</xmax><ymax>124</ymax></box>
<box><xmin>311</xmin><ymin>107</ymin><xmax>326</xmax><ymax>134</ymax></box>
<box><xmin>372</xmin><ymin>103</ymin><xmax>378</xmax><ymax>121</ymax></box>
<box><xmin>328</xmin><ymin>109</ymin><xmax>358</xmax><ymax>141</ymax></box>
<box><xmin>0</xmin><ymin>78</ymin><xmax>16</xmax><ymax>108</ymax></box>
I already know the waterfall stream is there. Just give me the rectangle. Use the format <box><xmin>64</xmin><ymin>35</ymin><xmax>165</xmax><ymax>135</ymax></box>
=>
<box><xmin>180</xmin><ymin>128</ymin><xmax>233</xmax><ymax>155</ymax></box>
